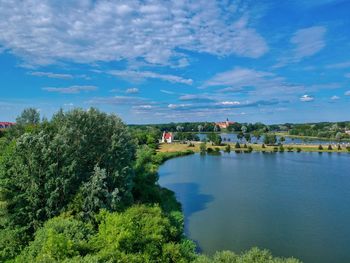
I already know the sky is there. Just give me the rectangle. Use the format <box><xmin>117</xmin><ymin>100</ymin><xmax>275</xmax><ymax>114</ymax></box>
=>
<box><xmin>1</xmin><ymin>0</ymin><xmax>350</xmax><ymax>124</ymax></box>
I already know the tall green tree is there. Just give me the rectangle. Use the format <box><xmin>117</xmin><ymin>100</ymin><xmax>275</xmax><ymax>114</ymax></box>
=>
<box><xmin>0</xmin><ymin>108</ymin><xmax>136</xmax><ymax>235</ymax></box>
<box><xmin>16</xmin><ymin>108</ymin><xmax>41</xmax><ymax>125</ymax></box>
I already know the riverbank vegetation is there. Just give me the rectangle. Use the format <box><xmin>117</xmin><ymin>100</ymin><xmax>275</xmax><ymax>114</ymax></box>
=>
<box><xmin>0</xmin><ymin>108</ymin><xmax>302</xmax><ymax>262</ymax></box>
<box><xmin>131</xmin><ymin>120</ymin><xmax>350</xmax><ymax>142</ymax></box>
<box><xmin>159</xmin><ymin>142</ymin><xmax>350</xmax><ymax>154</ymax></box>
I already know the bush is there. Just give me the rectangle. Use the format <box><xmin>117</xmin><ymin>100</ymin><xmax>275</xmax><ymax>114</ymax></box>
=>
<box><xmin>235</xmin><ymin>142</ymin><xmax>241</xmax><ymax>149</ymax></box>
<box><xmin>194</xmin><ymin>247</ymin><xmax>301</xmax><ymax>263</ymax></box>
<box><xmin>328</xmin><ymin>145</ymin><xmax>333</xmax><ymax>150</ymax></box>
<box><xmin>273</xmin><ymin>147</ymin><xmax>278</xmax><ymax>152</ymax></box>
<box><xmin>279</xmin><ymin>145</ymin><xmax>285</xmax><ymax>152</ymax></box>
<box><xmin>287</xmin><ymin>146</ymin><xmax>293</xmax><ymax>152</ymax></box>
<box><xmin>224</xmin><ymin>144</ymin><xmax>231</xmax><ymax>153</ymax></box>
<box><xmin>262</xmin><ymin>144</ymin><xmax>266</xmax><ymax>148</ymax></box>
<box><xmin>296</xmin><ymin>147</ymin><xmax>302</xmax><ymax>152</ymax></box>
<box><xmin>318</xmin><ymin>145</ymin><xmax>323</xmax><ymax>150</ymax></box>
<box><xmin>247</xmin><ymin>146</ymin><xmax>253</xmax><ymax>153</ymax></box>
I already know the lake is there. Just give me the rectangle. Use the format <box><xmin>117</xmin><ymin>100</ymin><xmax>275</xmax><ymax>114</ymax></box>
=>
<box><xmin>197</xmin><ymin>133</ymin><xmax>349</xmax><ymax>146</ymax></box>
<box><xmin>159</xmin><ymin>152</ymin><xmax>350</xmax><ymax>263</ymax></box>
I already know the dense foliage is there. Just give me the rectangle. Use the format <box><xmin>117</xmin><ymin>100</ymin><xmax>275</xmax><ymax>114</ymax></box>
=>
<box><xmin>0</xmin><ymin>108</ymin><xmax>302</xmax><ymax>262</ymax></box>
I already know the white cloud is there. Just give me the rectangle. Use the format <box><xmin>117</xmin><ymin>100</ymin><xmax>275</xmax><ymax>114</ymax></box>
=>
<box><xmin>274</xmin><ymin>26</ymin><xmax>327</xmax><ymax>68</ymax></box>
<box><xmin>204</xmin><ymin>67</ymin><xmax>303</xmax><ymax>100</ymax></box>
<box><xmin>300</xmin><ymin>94</ymin><xmax>314</xmax><ymax>102</ymax></box>
<box><xmin>0</xmin><ymin>0</ymin><xmax>268</xmax><ymax>67</ymax></box>
<box><xmin>87</xmin><ymin>96</ymin><xmax>150</xmax><ymax>106</ymax></box>
<box><xmin>109</xmin><ymin>70</ymin><xmax>193</xmax><ymax>85</ymax></box>
<box><xmin>218</xmin><ymin>101</ymin><xmax>241</xmax><ymax>105</ymax></box>
<box><xmin>125</xmin><ymin>88</ymin><xmax>139</xmax><ymax>94</ymax></box>
<box><xmin>42</xmin><ymin>86</ymin><xmax>97</xmax><ymax>94</ymax></box>
<box><xmin>291</xmin><ymin>26</ymin><xmax>327</xmax><ymax>60</ymax></box>
<box><xmin>326</xmin><ymin>61</ymin><xmax>350</xmax><ymax>69</ymax></box>
<box><xmin>345</xmin><ymin>91</ymin><xmax>350</xmax><ymax>96</ymax></box>
<box><xmin>331</xmin><ymin>95</ymin><xmax>340</xmax><ymax>100</ymax></box>
<box><xmin>132</xmin><ymin>105</ymin><xmax>154</xmax><ymax>110</ymax></box>
<box><xmin>30</xmin><ymin>71</ymin><xmax>73</xmax><ymax>79</ymax></box>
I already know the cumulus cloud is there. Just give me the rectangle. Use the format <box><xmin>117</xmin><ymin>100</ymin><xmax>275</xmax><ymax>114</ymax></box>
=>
<box><xmin>300</xmin><ymin>94</ymin><xmax>314</xmax><ymax>102</ymax></box>
<box><xmin>125</xmin><ymin>88</ymin><xmax>139</xmax><ymax>94</ymax></box>
<box><xmin>109</xmin><ymin>70</ymin><xmax>193</xmax><ymax>85</ymax></box>
<box><xmin>42</xmin><ymin>86</ymin><xmax>97</xmax><ymax>94</ymax></box>
<box><xmin>29</xmin><ymin>71</ymin><xmax>73</xmax><ymax>79</ymax></box>
<box><xmin>0</xmin><ymin>0</ymin><xmax>268</xmax><ymax>67</ymax></box>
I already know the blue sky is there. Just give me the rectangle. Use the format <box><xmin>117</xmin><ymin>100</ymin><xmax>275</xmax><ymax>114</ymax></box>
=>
<box><xmin>1</xmin><ymin>0</ymin><xmax>350</xmax><ymax>124</ymax></box>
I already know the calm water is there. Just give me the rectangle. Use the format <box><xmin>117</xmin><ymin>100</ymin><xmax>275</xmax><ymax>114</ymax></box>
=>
<box><xmin>159</xmin><ymin>152</ymin><xmax>350</xmax><ymax>263</ymax></box>
<box><xmin>197</xmin><ymin>133</ymin><xmax>349</xmax><ymax>145</ymax></box>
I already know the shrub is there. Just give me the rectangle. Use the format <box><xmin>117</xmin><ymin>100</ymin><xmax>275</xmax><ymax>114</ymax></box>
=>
<box><xmin>318</xmin><ymin>145</ymin><xmax>323</xmax><ymax>150</ymax></box>
<box><xmin>296</xmin><ymin>147</ymin><xmax>302</xmax><ymax>153</ymax></box>
<box><xmin>279</xmin><ymin>145</ymin><xmax>284</xmax><ymax>152</ymax></box>
<box><xmin>235</xmin><ymin>142</ymin><xmax>241</xmax><ymax>149</ymax></box>
<box><xmin>287</xmin><ymin>146</ymin><xmax>293</xmax><ymax>152</ymax></box>
<box><xmin>328</xmin><ymin>145</ymin><xmax>333</xmax><ymax>150</ymax></box>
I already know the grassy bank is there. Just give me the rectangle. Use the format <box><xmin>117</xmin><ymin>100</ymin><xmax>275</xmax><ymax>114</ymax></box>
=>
<box><xmin>159</xmin><ymin>142</ymin><xmax>350</xmax><ymax>153</ymax></box>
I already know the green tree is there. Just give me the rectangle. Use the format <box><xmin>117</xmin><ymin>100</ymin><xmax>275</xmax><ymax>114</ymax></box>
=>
<box><xmin>16</xmin><ymin>108</ymin><xmax>40</xmax><ymax>125</ymax></box>
<box><xmin>91</xmin><ymin>205</ymin><xmax>196</xmax><ymax>262</ymax></box>
<box><xmin>15</xmin><ymin>216</ymin><xmax>94</xmax><ymax>263</ymax></box>
<box><xmin>0</xmin><ymin>108</ymin><xmax>135</xmax><ymax>236</ymax></box>
<box><xmin>264</xmin><ymin>133</ymin><xmax>277</xmax><ymax>145</ymax></box>
<box><xmin>200</xmin><ymin>142</ymin><xmax>207</xmax><ymax>154</ymax></box>
<box><xmin>207</xmin><ymin>133</ymin><xmax>222</xmax><ymax>146</ymax></box>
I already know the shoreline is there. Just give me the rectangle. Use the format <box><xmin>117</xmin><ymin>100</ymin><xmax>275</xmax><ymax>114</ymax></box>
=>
<box><xmin>159</xmin><ymin>142</ymin><xmax>350</xmax><ymax>154</ymax></box>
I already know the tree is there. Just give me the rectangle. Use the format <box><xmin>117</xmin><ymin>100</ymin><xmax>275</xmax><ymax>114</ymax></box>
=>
<box><xmin>15</xmin><ymin>216</ymin><xmax>94</xmax><ymax>262</ymax></box>
<box><xmin>279</xmin><ymin>136</ymin><xmax>286</xmax><ymax>144</ymax></box>
<box><xmin>200</xmin><ymin>142</ymin><xmax>207</xmax><ymax>154</ymax></box>
<box><xmin>224</xmin><ymin>144</ymin><xmax>231</xmax><ymax>153</ymax></box>
<box><xmin>207</xmin><ymin>133</ymin><xmax>222</xmax><ymax>146</ymax></box>
<box><xmin>244</xmin><ymin>133</ymin><xmax>251</xmax><ymax>143</ymax></box>
<box><xmin>235</xmin><ymin>142</ymin><xmax>241</xmax><ymax>149</ymax></box>
<box><xmin>92</xmin><ymin>205</ymin><xmax>196</xmax><ymax>262</ymax></box>
<box><xmin>0</xmin><ymin>108</ymin><xmax>136</xmax><ymax>236</ymax></box>
<box><xmin>16</xmin><ymin>108</ymin><xmax>40</xmax><ymax>125</ymax></box>
<box><xmin>198</xmin><ymin>125</ymin><xmax>203</xmax><ymax>132</ymax></box>
<box><xmin>241</xmin><ymin>125</ymin><xmax>247</xmax><ymax>133</ymax></box>
<box><xmin>263</xmin><ymin>133</ymin><xmax>277</xmax><ymax>145</ymax></box>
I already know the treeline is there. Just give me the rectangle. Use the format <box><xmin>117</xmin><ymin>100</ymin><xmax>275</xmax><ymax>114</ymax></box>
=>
<box><xmin>0</xmin><ymin>108</ymin><xmax>301</xmax><ymax>262</ymax></box>
<box><xmin>131</xmin><ymin>120</ymin><xmax>350</xmax><ymax>141</ymax></box>
<box><xmin>288</xmin><ymin>122</ymin><xmax>350</xmax><ymax>140</ymax></box>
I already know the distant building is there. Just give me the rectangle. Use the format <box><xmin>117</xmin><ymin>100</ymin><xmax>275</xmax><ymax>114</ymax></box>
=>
<box><xmin>345</xmin><ymin>130</ymin><xmax>350</xmax><ymax>135</ymax></box>
<box><xmin>215</xmin><ymin>118</ymin><xmax>235</xmax><ymax>129</ymax></box>
<box><xmin>0</xmin><ymin>122</ymin><xmax>15</xmax><ymax>130</ymax></box>
<box><xmin>161</xmin><ymin>132</ymin><xmax>173</xmax><ymax>143</ymax></box>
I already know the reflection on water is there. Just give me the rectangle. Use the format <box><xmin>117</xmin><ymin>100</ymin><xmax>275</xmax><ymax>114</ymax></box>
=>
<box><xmin>159</xmin><ymin>152</ymin><xmax>350</xmax><ymax>263</ymax></box>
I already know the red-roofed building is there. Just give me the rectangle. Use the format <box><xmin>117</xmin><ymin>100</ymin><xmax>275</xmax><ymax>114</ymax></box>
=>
<box><xmin>161</xmin><ymin>132</ymin><xmax>173</xmax><ymax>143</ymax></box>
<box><xmin>0</xmin><ymin>122</ymin><xmax>15</xmax><ymax>130</ymax></box>
<box><xmin>215</xmin><ymin>118</ymin><xmax>235</xmax><ymax>129</ymax></box>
